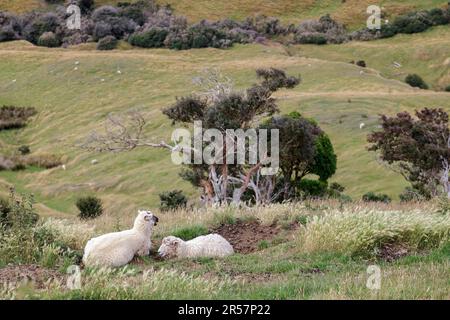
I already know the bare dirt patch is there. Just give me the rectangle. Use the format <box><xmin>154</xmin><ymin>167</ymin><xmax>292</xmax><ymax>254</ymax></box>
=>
<box><xmin>0</xmin><ymin>264</ymin><xmax>65</xmax><ymax>289</ymax></box>
<box><xmin>211</xmin><ymin>219</ymin><xmax>281</xmax><ymax>254</ymax></box>
<box><xmin>377</xmin><ymin>243</ymin><xmax>409</xmax><ymax>262</ymax></box>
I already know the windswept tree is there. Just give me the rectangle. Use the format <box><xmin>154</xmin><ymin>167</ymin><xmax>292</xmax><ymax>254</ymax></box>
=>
<box><xmin>367</xmin><ymin>108</ymin><xmax>450</xmax><ymax>198</ymax></box>
<box><xmin>162</xmin><ymin>68</ymin><xmax>300</xmax><ymax>204</ymax></box>
<box><xmin>83</xmin><ymin>68</ymin><xmax>336</xmax><ymax>205</ymax></box>
<box><xmin>260</xmin><ymin>111</ymin><xmax>336</xmax><ymax>198</ymax></box>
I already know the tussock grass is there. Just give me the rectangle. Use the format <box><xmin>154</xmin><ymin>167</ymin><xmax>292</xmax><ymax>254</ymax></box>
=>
<box><xmin>171</xmin><ymin>224</ymin><xmax>209</xmax><ymax>240</ymax></box>
<box><xmin>298</xmin><ymin>209</ymin><xmax>450</xmax><ymax>256</ymax></box>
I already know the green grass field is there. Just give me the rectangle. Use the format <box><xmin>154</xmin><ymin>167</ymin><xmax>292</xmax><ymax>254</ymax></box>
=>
<box><xmin>1</xmin><ymin>27</ymin><xmax>450</xmax><ymax>217</ymax></box>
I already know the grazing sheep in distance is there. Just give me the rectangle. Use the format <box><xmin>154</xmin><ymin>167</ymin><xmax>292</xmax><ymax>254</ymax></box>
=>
<box><xmin>360</xmin><ymin>123</ymin><xmax>365</xmax><ymax>129</ymax></box>
<box><xmin>158</xmin><ymin>234</ymin><xmax>234</xmax><ymax>259</ymax></box>
<box><xmin>82</xmin><ymin>210</ymin><xmax>159</xmax><ymax>268</ymax></box>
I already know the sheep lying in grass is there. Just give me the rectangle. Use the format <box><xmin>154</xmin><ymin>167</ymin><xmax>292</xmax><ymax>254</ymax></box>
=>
<box><xmin>158</xmin><ymin>234</ymin><xmax>234</xmax><ymax>259</ymax></box>
<box><xmin>82</xmin><ymin>210</ymin><xmax>159</xmax><ymax>268</ymax></box>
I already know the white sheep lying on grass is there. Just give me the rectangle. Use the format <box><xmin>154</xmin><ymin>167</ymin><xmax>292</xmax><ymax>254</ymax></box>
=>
<box><xmin>158</xmin><ymin>234</ymin><xmax>234</xmax><ymax>259</ymax></box>
<box><xmin>82</xmin><ymin>210</ymin><xmax>159</xmax><ymax>268</ymax></box>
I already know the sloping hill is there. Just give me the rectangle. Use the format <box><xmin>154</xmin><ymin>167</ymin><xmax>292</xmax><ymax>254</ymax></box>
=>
<box><xmin>1</xmin><ymin>0</ymin><xmax>449</xmax><ymax>28</ymax></box>
<box><xmin>1</xmin><ymin>26</ymin><xmax>450</xmax><ymax>216</ymax></box>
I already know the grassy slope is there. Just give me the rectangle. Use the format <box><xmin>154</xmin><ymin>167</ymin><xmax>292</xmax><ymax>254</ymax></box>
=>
<box><xmin>0</xmin><ymin>27</ymin><xmax>450</xmax><ymax>217</ymax></box>
<box><xmin>0</xmin><ymin>0</ymin><xmax>449</xmax><ymax>28</ymax></box>
<box><xmin>289</xmin><ymin>26</ymin><xmax>450</xmax><ymax>90</ymax></box>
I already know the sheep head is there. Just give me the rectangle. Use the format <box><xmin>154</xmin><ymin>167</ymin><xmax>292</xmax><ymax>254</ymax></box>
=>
<box><xmin>158</xmin><ymin>236</ymin><xmax>184</xmax><ymax>259</ymax></box>
<box><xmin>134</xmin><ymin>210</ymin><xmax>159</xmax><ymax>232</ymax></box>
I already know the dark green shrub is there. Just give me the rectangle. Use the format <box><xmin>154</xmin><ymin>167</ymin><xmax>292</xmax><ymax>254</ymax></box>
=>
<box><xmin>77</xmin><ymin>0</ymin><xmax>95</xmax><ymax>14</ymax></box>
<box><xmin>93</xmin><ymin>21</ymin><xmax>113</xmax><ymax>40</ymax></box>
<box><xmin>18</xmin><ymin>145</ymin><xmax>31</xmax><ymax>155</ymax></box>
<box><xmin>298</xmin><ymin>179</ymin><xmax>328</xmax><ymax>197</ymax></box>
<box><xmin>356</xmin><ymin>60</ymin><xmax>366</xmax><ymax>67</ymax></box>
<box><xmin>76</xmin><ymin>196</ymin><xmax>103</xmax><ymax>219</ymax></box>
<box><xmin>96</xmin><ymin>35</ymin><xmax>118</xmax><ymax>50</ymax></box>
<box><xmin>0</xmin><ymin>25</ymin><xmax>18</xmax><ymax>42</ymax></box>
<box><xmin>393</xmin><ymin>11</ymin><xmax>432</xmax><ymax>34</ymax></box>
<box><xmin>121</xmin><ymin>5</ymin><xmax>146</xmax><ymax>26</ymax></box>
<box><xmin>159</xmin><ymin>190</ymin><xmax>188</xmax><ymax>211</ymax></box>
<box><xmin>188</xmin><ymin>22</ymin><xmax>230</xmax><ymax>49</ymax></box>
<box><xmin>428</xmin><ymin>8</ymin><xmax>450</xmax><ymax>25</ymax></box>
<box><xmin>128</xmin><ymin>28</ymin><xmax>168</xmax><ymax>48</ymax></box>
<box><xmin>23</xmin><ymin>12</ymin><xmax>61</xmax><ymax>44</ymax></box>
<box><xmin>445</xmin><ymin>85</ymin><xmax>450</xmax><ymax>92</ymax></box>
<box><xmin>171</xmin><ymin>224</ymin><xmax>208</xmax><ymax>240</ymax></box>
<box><xmin>362</xmin><ymin>192</ymin><xmax>391</xmax><ymax>203</ymax></box>
<box><xmin>399</xmin><ymin>187</ymin><xmax>426</xmax><ymax>202</ymax></box>
<box><xmin>37</xmin><ymin>31</ymin><xmax>60</xmax><ymax>47</ymax></box>
<box><xmin>379</xmin><ymin>24</ymin><xmax>398</xmax><ymax>38</ymax></box>
<box><xmin>405</xmin><ymin>74</ymin><xmax>428</xmax><ymax>89</ymax></box>
<box><xmin>308</xmin><ymin>133</ymin><xmax>337</xmax><ymax>182</ymax></box>
<box><xmin>294</xmin><ymin>32</ymin><xmax>327</xmax><ymax>45</ymax></box>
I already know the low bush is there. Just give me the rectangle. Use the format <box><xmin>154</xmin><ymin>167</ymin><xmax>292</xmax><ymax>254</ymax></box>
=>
<box><xmin>76</xmin><ymin>196</ymin><xmax>104</xmax><ymax>220</ymax></box>
<box><xmin>428</xmin><ymin>8</ymin><xmax>450</xmax><ymax>25</ymax></box>
<box><xmin>399</xmin><ymin>187</ymin><xmax>427</xmax><ymax>202</ymax></box>
<box><xmin>294</xmin><ymin>32</ymin><xmax>327</xmax><ymax>45</ymax></box>
<box><xmin>128</xmin><ymin>28</ymin><xmax>168</xmax><ymax>48</ymax></box>
<box><xmin>298</xmin><ymin>179</ymin><xmax>328</xmax><ymax>198</ymax></box>
<box><xmin>37</xmin><ymin>31</ymin><xmax>60</xmax><ymax>47</ymax></box>
<box><xmin>405</xmin><ymin>74</ymin><xmax>429</xmax><ymax>89</ymax></box>
<box><xmin>362</xmin><ymin>192</ymin><xmax>391</xmax><ymax>203</ymax></box>
<box><xmin>159</xmin><ymin>190</ymin><xmax>188</xmax><ymax>212</ymax></box>
<box><xmin>445</xmin><ymin>85</ymin><xmax>450</xmax><ymax>92</ymax></box>
<box><xmin>18</xmin><ymin>145</ymin><xmax>31</xmax><ymax>155</ymax></box>
<box><xmin>393</xmin><ymin>11</ymin><xmax>432</xmax><ymax>34</ymax></box>
<box><xmin>0</xmin><ymin>106</ymin><xmax>37</xmax><ymax>131</ymax></box>
<box><xmin>294</xmin><ymin>14</ymin><xmax>347</xmax><ymax>44</ymax></box>
<box><xmin>22</xmin><ymin>12</ymin><xmax>61</xmax><ymax>44</ymax></box>
<box><xmin>96</xmin><ymin>35</ymin><xmax>118</xmax><ymax>50</ymax></box>
<box><xmin>356</xmin><ymin>60</ymin><xmax>366</xmax><ymax>67</ymax></box>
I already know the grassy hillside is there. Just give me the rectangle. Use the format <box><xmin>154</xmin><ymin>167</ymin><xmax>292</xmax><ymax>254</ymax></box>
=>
<box><xmin>290</xmin><ymin>26</ymin><xmax>450</xmax><ymax>90</ymax></box>
<box><xmin>1</xmin><ymin>0</ymin><xmax>449</xmax><ymax>28</ymax></box>
<box><xmin>1</xmin><ymin>26</ymin><xmax>450</xmax><ymax>218</ymax></box>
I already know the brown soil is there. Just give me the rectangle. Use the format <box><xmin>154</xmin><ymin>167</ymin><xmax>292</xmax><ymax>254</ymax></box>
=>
<box><xmin>0</xmin><ymin>264</ymin><xmax>65</xmax><ymax>289</ymax></box>
<box><xmin>210</xmin><ymin>219</ymin><xmax>280</xmax><ymax>254</ymax></box>
<box><xmin>378</xmin><ymin>243</ymin><xmax>409</xmax><ymax>262</ymax></box>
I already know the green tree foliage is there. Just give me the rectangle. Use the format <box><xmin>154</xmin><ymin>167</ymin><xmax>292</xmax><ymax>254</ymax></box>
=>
<box><xmin>309</xmin><ymin>133</ymin><xmax>337</xmax><ymax>182</ymax></box>
<box><xmin>159</xmin><ymin>190</ymin><xmax>188</xmax><ymax>211</ymax></box>
<box><xmin>368</xmin><ymin>108</ymin><xmax>450</xmax><ymax>198</ymax></box>
<box><xmin>76</xmin><ymin>196</ymin><xmax>104</xmax><ymax>219</ymax></box>
<box><xmin>405</xmin><ymin>74</ymin><xmax>429</xmax><ymax>89</ymax></box>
